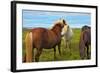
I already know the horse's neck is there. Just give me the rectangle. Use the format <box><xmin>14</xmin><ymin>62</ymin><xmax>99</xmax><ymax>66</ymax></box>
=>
<box><xmin>65</xmin><ymin>28</ymin><xmax>73</xmax><ymax>37</ymax></box>
<box><xmin>68</xmin><ymin>28</ymin><xmax>72</xmax><ymax>33</ymax></box>
<box><xmin>51</xmin><ymin>26</ymin><xmax>61</xmax><ymax>36</ymax></box>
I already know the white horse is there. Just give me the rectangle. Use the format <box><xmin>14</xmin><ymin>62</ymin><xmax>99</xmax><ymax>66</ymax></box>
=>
<box><xmin>61</xmin><ymin>25</ymin><xmax>73</xmax><ymax>49</ymax></box>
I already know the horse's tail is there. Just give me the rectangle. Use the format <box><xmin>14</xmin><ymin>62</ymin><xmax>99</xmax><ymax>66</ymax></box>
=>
<box><xmin>25</xmin><ymin>31</ymin><xmax>33</xmax><ymax>62</ymax></box>
<box><xmin>79</xmin><ymin>31</ymin><xmax>85</xmax><ymax>59</ymax></box>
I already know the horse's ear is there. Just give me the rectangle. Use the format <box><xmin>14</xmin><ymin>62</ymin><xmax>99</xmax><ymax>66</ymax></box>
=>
<box><xmin>62</xmin><ymin>19</ymin><xmax>66</xmax><ymax>24</ymax></box>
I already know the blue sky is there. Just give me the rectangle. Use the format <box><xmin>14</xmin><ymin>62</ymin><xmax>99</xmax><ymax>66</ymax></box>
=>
<box><xmin>22</xmin><ymin>10</ymin><xmax>91</xmax><ymax>28</ymax></box>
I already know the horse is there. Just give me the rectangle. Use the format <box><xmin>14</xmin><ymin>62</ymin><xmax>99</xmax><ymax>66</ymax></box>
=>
<box><xmin>79</xmin><ymin>25</ymin><xmax>91</xmax><ymax>59</ymax></box>
<box><xmin>24</xmin><ymin>19</ymin><xmax>67</xmax><ymax>62</ymax></box>
<box><xmin>61</xmin><ymin>25</ymin><xmax>73</xmax><ymax>51</ymax></box>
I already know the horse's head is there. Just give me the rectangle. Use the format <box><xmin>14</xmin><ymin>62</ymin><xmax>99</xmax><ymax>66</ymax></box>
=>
<box><xmin>53</xmin><ymin>19</ymin><xmax>67</xmax><ymax>29</ymax></box>
<box><xmin>81</xmin><ymin>25</ymin><xmax>91</xmax><ymax>31</ymax></box>
<box><xmin>61</xmin><ymin>23</ymin><xmax>69</xmax><ymax>36</ymax></box>
<box><xmin>51</xmin><ymin>19</ymin><xmax>68</xmax><ymax>34</ymax></box>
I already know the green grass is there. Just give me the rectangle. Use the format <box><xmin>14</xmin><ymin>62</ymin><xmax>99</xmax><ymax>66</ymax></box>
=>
<box><xmin>22</xmin><ymin>28</ymin><xmax>85</xmax><ymax>62</ymax></box>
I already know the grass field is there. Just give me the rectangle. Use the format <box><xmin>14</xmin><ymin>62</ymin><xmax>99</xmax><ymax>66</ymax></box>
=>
<box><xmin>22</xmin><ymin>28</ymin><xmax>83</xmax><ymax>62</ymax></box>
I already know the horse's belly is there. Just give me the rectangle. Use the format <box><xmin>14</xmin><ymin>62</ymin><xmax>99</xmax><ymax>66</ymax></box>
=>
<box><xmin>42</xmin><ymin>41</ymin><xmax>56</xmax><ymax>49</ymax></box>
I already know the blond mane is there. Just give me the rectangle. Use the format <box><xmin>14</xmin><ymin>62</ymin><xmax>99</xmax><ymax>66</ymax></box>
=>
<box><xmin>51</xmin><ymin>19</ymin><xmax>67</xmax><ymax>29</ymax></box>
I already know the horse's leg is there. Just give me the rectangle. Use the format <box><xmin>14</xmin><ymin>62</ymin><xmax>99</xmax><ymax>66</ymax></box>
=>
<box><xmin>58</xmin><ymin>42</ymin><xmax>61</xmax><ymax>56</ymax></box>
<box><xmin>54</xmin><ymin>47</ymin><xmax>56</xmax><ymax>60</ymax></box>
<box><xmin>67</xmin><ymin>40</ymin><xmax>70</xmax><ymax>49</ymax></box>
<box><xmin>35</xmin><ymin>48</ymin><xmax>42</xmax><ymax>62</ymax></box>
<box><xmin>23</xmin><ymin>52</ymin><xmax>26</xmax><ymax>62</ymax></box>
<box><xmin>86</xmin><ymin>45</ymin><xmax>90</xmax><ymax>59</ymax></box>
<box><xmin>65</xmin><ymin>39</ymin><xmax>68</xmax><ymax>49</ymax></box>
<box><xmin>66</xmin><ymin>40</ymin><xmax>68</xmax><ymax>49</ymax></box>
<box><xmin>63</xmin><ymin>38</ymin><xmax>66</xmax><ymax>49</ymax></box>
<box><xmin>69</xmin><ymin>40</ymin><xmax>72</xmax><ymax>55</ymax></box>
<box><xmin>80</xmin><ymin>49</ymin><xmax>85</xmax><ymax>59</ymax></box>
<box><xmin>79</xmin><ymin>45</ymin><xmax>85</xmax><ymax>59</ymax></box>
<box><xmin>69</xmin><ymin>40</ymin><xmax>72</xmax><ymax>49</ymax></box>
<box><xmin>89</xmin><ymin>45</ymin><xmax>91</xmax><ymax>59</ymax></box>
<box><xmin>79</xmin><ymin>37</ymin><xmax>85</xmax><ymax>59</ymax></box>
<box><xmin>32</xmin><ymin>47</ymin><xmax>34</xmax><ymax>62</ymax></box>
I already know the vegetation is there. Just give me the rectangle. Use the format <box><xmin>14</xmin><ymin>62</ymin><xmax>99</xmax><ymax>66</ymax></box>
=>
<box><xmin>22</xmin><ymin>28</ymin><xmax>83</xmax><ymax>62</ymax></box>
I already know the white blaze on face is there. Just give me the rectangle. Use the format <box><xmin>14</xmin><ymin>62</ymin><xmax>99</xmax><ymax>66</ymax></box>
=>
<box><xmin>61</xmin><ymin>25</ymin><xmax>68</xmax><ymax>36</ymax></box>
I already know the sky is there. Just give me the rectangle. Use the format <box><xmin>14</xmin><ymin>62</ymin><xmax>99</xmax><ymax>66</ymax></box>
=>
<box><xmin>22</xmin><ymin>10</ymin><xmax>91</xmax><ymax>28</ymax></box>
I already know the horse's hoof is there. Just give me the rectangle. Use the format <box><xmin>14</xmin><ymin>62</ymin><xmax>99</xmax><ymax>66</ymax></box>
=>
<box><xmin>87</xmin><ymin>57</ymin><xmax>90</xmax><ymax>59</ymax></box>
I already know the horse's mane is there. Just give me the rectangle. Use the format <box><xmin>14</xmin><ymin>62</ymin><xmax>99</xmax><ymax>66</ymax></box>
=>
<box><xmin>51</xmin><ymin>19</ymin><xmax>66</xmax><ymax>30</ymax></box>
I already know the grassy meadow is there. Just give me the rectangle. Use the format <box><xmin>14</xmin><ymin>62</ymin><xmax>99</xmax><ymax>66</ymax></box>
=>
<box><xmin>22</xmin><ymin>28</ymin><xmax>82</xmax><ymax>62</ymax></box>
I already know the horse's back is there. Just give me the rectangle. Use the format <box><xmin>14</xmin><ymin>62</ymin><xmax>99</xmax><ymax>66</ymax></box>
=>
<box><xmin>31</xmin><ymin>28</ymin><xmax>49</xmax><ymax>44</ymax></box>
<box><xmin>31</xmin><ymin>28</ymin><xmax>58</xmax><ymax>49</ymax></box>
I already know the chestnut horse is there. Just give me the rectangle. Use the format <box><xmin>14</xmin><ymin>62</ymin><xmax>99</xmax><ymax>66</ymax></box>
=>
<box><xmin>79</xmin><ymin>25</ymin><xmax>91</xmax><ymax>59</ymax></box>
<box><xmin>25</xmin><ymin>19</ymin><xmax>67</xmax><ymax>62</ymax></box>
